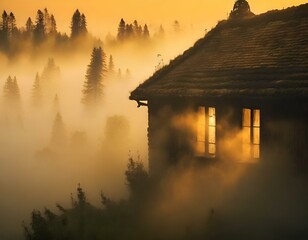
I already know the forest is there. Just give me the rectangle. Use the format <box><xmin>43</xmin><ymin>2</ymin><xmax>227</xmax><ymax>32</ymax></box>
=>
<box><xmin>1</xmin><ymin>4</ymin><xmax>308</xmax><ymax>240</ymax></box>
<box><xmin>0</xmin><ymin>6</ymin><xmax>202</xmax><ymax>240</ymax></box>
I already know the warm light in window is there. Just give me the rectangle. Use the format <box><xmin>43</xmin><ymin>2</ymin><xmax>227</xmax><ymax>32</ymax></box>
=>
<box><xmin>196</xmin><ymin>107</ymin><xmax>206</xmax><ymax>155</ymax></box>
<box><xmin>208</xmin><ymin>107</ymin><xmax>216</xmax><ymax>155</ymax></box>
<box><xmin>243</xmin><ymin>108</ymin><xmax>251</xmax><ymax>127</ymax></box>
<box><xmin>196</xmin><ymin>106</ymin><xmax>216</xmax><ymax>157</ymax></box>
<box><xmin>253</xmin><ymin>109</ymin><xmax>260</xmax><ymax>158</ymax></box>
<box><xmin>242</xmin><ymin>108</ymin><xmax>260</xmax><ymax>161</ymax></box>
<box><xmin>242</xmin><ymin>109</ymin><xmax>251</xmax><ymax>159</ymax></box>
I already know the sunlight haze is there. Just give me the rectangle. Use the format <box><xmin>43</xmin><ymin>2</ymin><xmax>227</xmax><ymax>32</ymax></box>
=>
<box><xmin>2</xmin><ymin>0</ymin><xmax>307</xmax><ymax>36</ymax></box>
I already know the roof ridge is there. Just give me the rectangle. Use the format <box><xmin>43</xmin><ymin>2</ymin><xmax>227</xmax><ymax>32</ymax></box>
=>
<box><xmin>130</xmin><ymin>3</ymin><xmax>308</xmax><ymax>100</ymax></box>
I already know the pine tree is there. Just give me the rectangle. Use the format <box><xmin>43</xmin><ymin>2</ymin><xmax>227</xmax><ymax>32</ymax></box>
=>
<box><xmin>133</xmin><ymin>20</ymin><xmax>138</xmax><ymax>34</ymax></box>
<box><xmin>71</xmin><ymin>9</ymin><xmax>81</xmax><ymax>38</ymax></box>
<box><xmin>51</xmin><ymin>112</ymin><xmax>66</xmax><ymax>147</ymax></box>
<box><xmin>131</xmin><ymin>20</ymin><xmax>143</xmax><ymax>38</ymax></box>
<box><xmin>70</xmin><ymin>10</ymin><xmax>87</xmax><ymax>38</ymax></box>
<box><xmin>42</xmin><ymin>58</ymin><xmax>60</xmax><ymax>78</ymax></box>
<box><xmin>41</xmin><ymin>58</ymin><xmax>61</xmax><ymax>102</ymax></box>
<box><xmin>26</xmin><ymin>17</ymin><xmax>34</xmax><ymax>33</ymax></box>
<box><xmin>31</xmin><ymin>73</ymin><xmax>42</xmax><ymax>107</ymax></box>
<box><xmin>137</xmin><ymin>25</ymin><xmax>142</xmax><ymax>38</ymax></box>
<box><xmin>158</xmin><ymin>24</ymin><xmax>165</xmax><ymax>38</ymax></box>
<box><xmin>12</xmin><ymin>77</ymin><xmax>20</xmax><ymax>99</ymax></box>
<box><xmin>8</xmin><ymin>12</ymin><xmax>17</xmax><ymax>38</ymax></box>
<box><xmin>143</xmin><ymin>24</ymin><xmax>150</xmax><ymax>39</ymax></box>
<box><xmin>80</xmin><ymin>14</ymin><xmax>87</xmax><ymax>35</ymax></box>
<box><xmin>3</xmin><ymin>76</ymin><xmax>21</xmax><ymax>107</ymax></box>
<box><xmin>173</xmin><ymin>20</ymin><xmax>180</xmax><ymax>33</ymax></box>
<box><xmin>49</xmin><ymin>15</ymin><xmax>57</xmax><ymax>34</ymax></box>
<box><xmin>43</xmin><ymin>8</ymin><xmax>51</xmax><ymax>34</ymax></box>
<box><xmin>108</xmin><ymin>55</ymin><xmax>115</xmax><ymax>76</ymax></box>
<box><xmin>117</xmin><ymin>18</ymin><xmax>126</xmax><ymax>41</ymax></box>
<box><xmin>34</xmin><ymin>10</ymin><xmax>45</xmax><ymax>43</ymax></box>
<box><xmin>1</xmin><ymin>11</ymin><xmax>8</xmax><ymax>32</ymax></box>
<box><xmin>3</xmin><ymin>75</ymin><xmax>13</xmax><ymax>99</ymax></box>
<box><xmin>82</xmin><ymin>47</ymin><xmax>107</xmax><ymax>105</ymax></box>
<box><xmin>0</xmin><ymin>11</ymin><xmax>9</xmax><ymax>47</ymax></box>
<box><xmin>125</xmin><ymin>24</ymin><xmax>134</xmax><ymax>39</ymax></box>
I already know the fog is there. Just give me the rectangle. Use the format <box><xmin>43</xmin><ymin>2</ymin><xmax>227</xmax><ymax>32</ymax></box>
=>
<box><xmin>138</xmin><ymin>110</ymin><xmax>308</xmax><ymax>239</ymax></box>
<box><xmin>0</xmin><ymin>15</ymin><xmax>205</xmax><ymax>239</ymax></box>
<box><xmin>141</xmin><ymin>161</ymin><xmax>308</xmax><ymax>239</ymax></box>
<box><xmin>1</xmin><ymin>3</ymin><xmax>308</xmax><ymax>239</ymax></box>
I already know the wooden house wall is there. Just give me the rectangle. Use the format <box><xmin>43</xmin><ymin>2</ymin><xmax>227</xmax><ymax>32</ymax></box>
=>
<box><xmin>147</xmin><ymin>98</ymin><xmax>308</xmax><ymax>175</ymax></box>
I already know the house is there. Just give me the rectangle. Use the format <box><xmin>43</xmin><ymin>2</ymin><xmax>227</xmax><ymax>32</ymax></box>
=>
<box><xmin>130</xmin><ymin>1</ymin><xmax>308</xmax><ymax>175</ymax></box>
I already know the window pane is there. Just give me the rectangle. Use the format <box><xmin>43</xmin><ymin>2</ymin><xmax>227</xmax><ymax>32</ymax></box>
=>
<box><xmin>209</xmin><ymin>126</ymin><xmax>216</xmax><ymax>143</ymax></box>
<box><xmin>197</xmin><ymin>107</ymin><xmax>205</xmax><ymax>155</ymax></box>
<box><xmin>208</xmin><ymin>107</ymin><xmax>216</xmax><ymax>126</ymax></box>
<box><xmin>208</xmin><ymin>107</ymin><xmax>216</xmax><ymax>157</ymax></box>
<box><xmin>243</xmin><ymin>109</ymin><xmax>251</xmax><ymax>127</ymax></box>
<box><xmin>253</xmin><ymin>127</ymin><xmax>260</xmax><ymax>144</ymax></box>
<box><xmin>209</xmin><ymin>143</ymin><xmax>216</xmax><ymax>155</ymax></box>
<box><xmin>243</xmin><ymin>126</ymin><xmax>251</xmax><ymax>144</ymax></box>
<box><xmin>196</xmin><ymin>106</ymin><xmax>216</xmax><ymax>157</ymax></box>
<box><xmin>253</xmin><ymin>109</ymin><xmax>260</xmax><ymax>127</ymax></box>
<box><xmin>242</xmin><ymin>108</ymin><xmax>261</xmax><ymax>161</ymax></box>
<box><xmin>197</xmin><ymin>107</ymin><xmax>205</xmax><ymax>142</ymax></box>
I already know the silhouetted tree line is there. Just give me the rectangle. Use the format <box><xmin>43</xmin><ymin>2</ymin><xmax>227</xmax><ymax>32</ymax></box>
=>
<box><xmin>23</xmin><ymin>157</ymin><xmax>150</xmax><ymax>240</ymax></box>
<box><xmin>0</xmin><ymin>8</ymin><xmax>90</xmax><ymax>56</ymax></box>
<box><xmin>117</xmin><ymin>18</ymin><xmax>150</xmax><ymax>42</ymax></box>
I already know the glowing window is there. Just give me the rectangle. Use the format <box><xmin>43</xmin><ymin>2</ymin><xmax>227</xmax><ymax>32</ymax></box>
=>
<box><xmin>196</xmin><ymin>106</ymin><xmax>216</xmax><ymax>157</ymax></box>
<box><xmin>242</xmin><ymin>108</ymin><xmax>260</xmax><ymax>161</ymax></box>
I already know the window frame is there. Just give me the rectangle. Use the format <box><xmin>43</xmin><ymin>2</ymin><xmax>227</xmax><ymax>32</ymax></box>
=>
<box><xmin>196</xmin><ymin>106</ymin><xmax>216</xmax><ymax>158</ymax></box>
<box><xmin>242</xmin><ymin>108</ymin><xmax>261</xmax><ymax>162</ymax></box>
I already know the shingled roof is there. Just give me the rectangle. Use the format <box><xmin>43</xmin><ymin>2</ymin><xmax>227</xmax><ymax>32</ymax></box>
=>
<box><xmin>130</xmin><ymin>4</ymin><xmax>308</xmax><ymax>101</ymax></box>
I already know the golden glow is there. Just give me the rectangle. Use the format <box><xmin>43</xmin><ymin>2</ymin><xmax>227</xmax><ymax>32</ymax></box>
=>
<box><xmin>242</xmin><ymin>108</ymin><xmax>260</xmax><ymax>161</ymax></box>
<box><xmin>196</xmin><ymin>106</ymin><xmax>216</xmax><ymax>157</ymax></box>
<box><xmin>2</xmin><ymin>0</ymin><xmax>306</xmax><ymax>36</ymax></box>
<box><xmin>242</xmin><ymin>109</ymin><xmax>251</xmax><ymax>159</ymax></box>
<box><xmin>208</xmin><ymin>107</ymin><xmax>216</xmax><ymax>155</ymax></box>
<box><xmin>253</xmin><ymin>109</ymin><xmax>260</xmax><ymax>158</ymax></box>
<box><xmin>196</xmin><ymin>107</ymin><xmax>206</xmax><ymax>155</ymax></box>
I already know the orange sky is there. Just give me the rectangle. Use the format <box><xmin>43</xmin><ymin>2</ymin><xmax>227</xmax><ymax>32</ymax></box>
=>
<box><xmin>1</xmin><ymin>0</ymin><xmax>307</xmax><ymax>37</ymax></box>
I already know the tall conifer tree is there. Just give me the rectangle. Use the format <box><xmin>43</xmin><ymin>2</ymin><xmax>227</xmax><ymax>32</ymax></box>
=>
<box><xmin>82</xmin><ymin>47</ymin><xmax>107</xmax><ymax>105</ymax></box>
<box><xmin>117</xmin><ymin>18</ymin><xmax>126</xmax><ymax>41</ymax></box>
